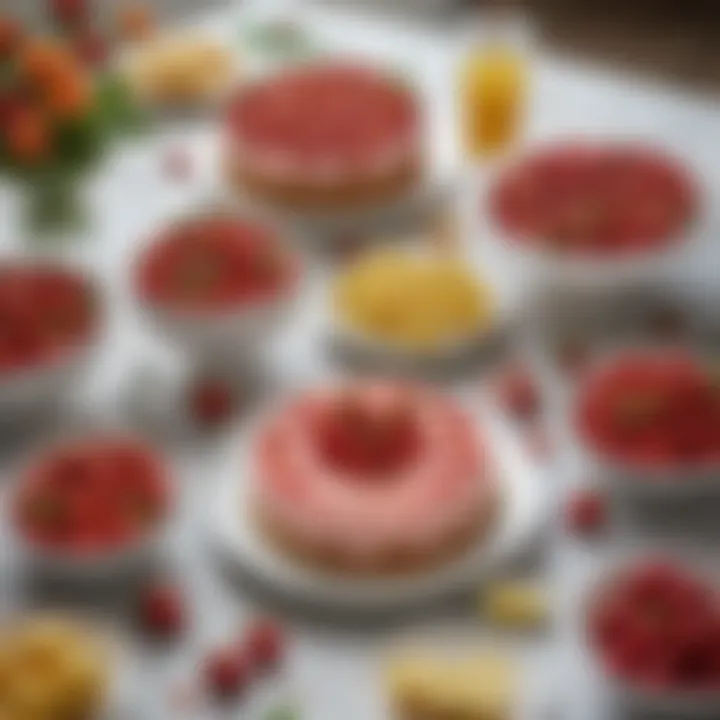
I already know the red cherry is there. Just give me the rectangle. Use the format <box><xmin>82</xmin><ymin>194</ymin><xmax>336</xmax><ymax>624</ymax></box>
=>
<box><xmin>139</xmin><ymin>584</ymin><xmax>186</xmax><ymax>639</ymax></box>
<box><xmin>188</xmin><ymin>379</ymin><xmax>235</xmax><ymax>427</ymax></box>
<box><xmin>203</xmin><ymin>646</ymin><xmax>250</xmax><ymax>698</ymax></box>
<box><xmin>244</xmin><ymin>619</ymin><xmax>284</xmax><ymax>671</ymax></box>
<box><xmin>566</xmin><ymin>489</ymin><xmax>605</xmax><ymax>535</ymax></box>
<box><xmin>0</xmin><ymin>16</ymin><xmax>22</xmax><ymax>58</ymax></box>
<box><xmin>496</xmin><ymin>365</ymin><xmax>540</xmax><ymax>420</ymax></box>
<box><xmin>49</xmin><ymin>0</ymin><xmax>88</xmax><ymax>27</ymax></box>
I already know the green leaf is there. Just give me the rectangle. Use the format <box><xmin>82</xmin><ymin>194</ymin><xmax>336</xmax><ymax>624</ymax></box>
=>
<box><xmin>54</xmin><ymin>114</ymin><xmax>104</xmax><ymax>173</ymax></box>
<box><xmin>94</xmin><ymin>71</ymin><xmax>150</xmax><ymax>137</ymax></box>
<box><xmin>242</xmin><ymin>20</ymin><xmax>319</xmax><ymax>59</ymax></box>
<box><xmin>264</xmin><ymin>703</ymin><xmax>299</xmax><ymax>720</ymax></box>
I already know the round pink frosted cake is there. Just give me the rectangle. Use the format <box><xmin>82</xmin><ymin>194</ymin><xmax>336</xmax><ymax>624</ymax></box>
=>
<box><xmin>224</xmin><ymin>62</ymin><xmax>423</xmax><ymax>209</ymax></box>
<box><xmin>252</xmin><ymin>382</ymin><xmax>496</xmax><ymax>574</ymax></box>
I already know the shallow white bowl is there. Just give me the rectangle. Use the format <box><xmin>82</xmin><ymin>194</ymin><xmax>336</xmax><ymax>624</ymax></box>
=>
<box><xmin>209</xmin><ymin>399</ymin><xmax>547</xmax><ymax>610</ymax></box>
<box><xmin>6</xmin><ymin>436</ymin><xmax>175</xmax><ymax>582</ymax></box>
<box><xmin>327</xmin><ymin>248</ymin><xmax>508</xmax><ymax>372</ymax></box>
<box><xmin>0</xmin><ymin>264</ymin><xmax>102</xmax><ymax>420</ymax></box>
<box><xmin>569</xmin><ymin>346</ymin><xmax>720</xmax><ymax>497</ymax></box>
<box><xmin>583</xmin><ymin>556</ymin><xmax>720</xmax><ymax>718</ymax></box>
<box><xmin>134</xmin><ymin>207</ymin><xmax>303</xmax><ymax>366</ymax></box>
<box><xmin>476</xmin><ymin>143</ymin><xmax>705</xmax><ymax>297</ymax></box>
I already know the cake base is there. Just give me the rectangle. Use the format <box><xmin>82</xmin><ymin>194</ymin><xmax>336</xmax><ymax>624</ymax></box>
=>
<box><xmin>253</xmin><ymin>484</ymin><xmax>500</xmax><ymax>577</ymax></box>
<box><xmin>225</xmin><ymin>155</ymin><xmax>424</xmax><ymax>211</ymax></box>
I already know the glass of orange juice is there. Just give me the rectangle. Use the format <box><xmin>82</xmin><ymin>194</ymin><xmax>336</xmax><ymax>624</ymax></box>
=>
<box><xmin>458</xmin><ymin>12</ymin><xmax>531</xmax><ymax>159</ymax></box>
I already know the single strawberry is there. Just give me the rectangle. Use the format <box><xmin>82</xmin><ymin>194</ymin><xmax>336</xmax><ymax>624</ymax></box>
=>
<box><xmin>566</xmin><ymin>489</ymin><xmax>605</xmax><ymax>535</ymax></box>
<box><xmin>203</xmin><ymin>646</ymin><xmax>250</xmax><ymax>698</ymax></box>
<box><xmin>244</xmin><ymin>618</ymin><xmax>284</xmax><ymax>671</ymax></box>
<box><xmin>138</xmin><ymin>583</ymin><xmax>186</xmax><ymax>639</ymax></box>
<box><xmin>188</xmin><ymin>378</ymin><xmax>235</xmax><ymax>428</ymax></box>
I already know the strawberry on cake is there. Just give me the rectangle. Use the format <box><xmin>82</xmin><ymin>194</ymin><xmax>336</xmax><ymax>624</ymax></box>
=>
<box><xmin>225</xmin><ymin>62</ymin><xmax>423</xmax><ymax>210</ymax></box>
<box><xmin>252</xmin><ymin>382</ymin><xmax>496</xmax><ymax>574</ymax></box>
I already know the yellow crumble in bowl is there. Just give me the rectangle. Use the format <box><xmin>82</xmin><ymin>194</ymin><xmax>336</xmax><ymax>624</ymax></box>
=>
<box><xmin>333</xmin><ymin>248</ymin><xmax>495</xmax><ymax>351</ymax></box>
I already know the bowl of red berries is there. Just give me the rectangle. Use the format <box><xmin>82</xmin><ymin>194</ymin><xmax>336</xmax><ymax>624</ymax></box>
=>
<box><xmin>133</xmin><ymin>209</ymin><xmax>302</xmax><ymax>365</ymax></box>
<box><xmin>0</xmin><ymin>261</ymin><xmax>101</xmax><ymax>417</ymax></box>
<box><xmin>586</xmin><ymin>556</ymin><xmax>720</xmax><ymax>717</ymax></box>
<box><xmin>483</xmin><ymin>141</ymin><xmax>701</xmax><ymax>291</ymax></box>
<box><xmin>10</xmin><ymin>435</ymin><xmax>173</xmax><ymax>577</ymax></box>
<box><xmin>574</xmin><ymin>347</ymin><xmax>720</xmax><ymax>492</ymax></box>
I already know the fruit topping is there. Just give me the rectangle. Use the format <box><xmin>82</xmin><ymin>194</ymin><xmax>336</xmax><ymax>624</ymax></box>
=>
<box><xmin>15</xmin><ymin>437</ymin><xmax>169</xmax><ymax>555</ymax></box>
<box><xmin>136</xmin><ymin>215</ymin><xmax>296</xmax><ymax>311</ymax></box>
<box><xmin>589</xmin><ymin>559</ymin><xmax>720</xmax><ymax>691</ymax></box>
<box><xmin>314</xmin><ymin>389</ymin><xmax>420</xmax><ymax>477</ymax></box>
<box><xmin>577</xmin><ymin>351</ymin><xmax>720</xmax><ymax>469</ymax></box>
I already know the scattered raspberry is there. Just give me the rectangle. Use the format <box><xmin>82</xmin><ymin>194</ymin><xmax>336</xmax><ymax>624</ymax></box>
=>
<box><xmin>566</xmin><ymin>489</ymin><xmax>605</xmax><ymax>535</ymax></box>
<box><xmin>245</xmin><ymin>618</ymin><xmax>284</xmax><ymax>671</ymax></box>
<box><xmin>188</xmin><ymin>378</ymin><xmax>235</xmax><ymax>428</ymax></box>
<box><xmin>162</xmin><ymin>148</ymin><xmax>193</xmax><ymax>181</ymax></box>
<box><xmin>139</xmin><ymin>583</ymin><xmax>186</xmax><ymax>638</ymax></box>
<box><xmin>496</xmin><ymin>364</ymin><xmax>540</xmax><ymax>420</ymax></box>
<box><xmin>203</xmin><ymin>646</ymin><xmax>250</xmax><ymax>698</ymax></box>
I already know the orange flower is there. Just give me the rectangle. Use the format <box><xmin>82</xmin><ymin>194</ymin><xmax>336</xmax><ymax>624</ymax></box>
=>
<box><xmin>6</xmin><ymin>109</ymin><xmax>51</xmax><ymax>164</ymax></box>
<box><xmin>20</xmin><ymin>39</ymin><xmax>77</xmax><ymax>89</ymax></box>
<box><xmin>117</xmin><ymin>3</ymin><xmax>155</xmax><ymax>42</ymax></box>
<box><xmin>45</xmin><ymin>73</ymin><xmax>91</xmax><ymax>119</ymax></box>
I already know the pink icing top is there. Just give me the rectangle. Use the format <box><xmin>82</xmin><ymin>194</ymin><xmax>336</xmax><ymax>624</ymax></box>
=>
<box><xmin>253</xmin><ymin>383</ymin><xmax>491</xmax><ymax>559</ymax></box>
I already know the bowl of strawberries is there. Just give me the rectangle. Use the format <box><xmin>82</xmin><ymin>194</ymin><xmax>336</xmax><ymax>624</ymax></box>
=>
<box><xmin>586</xmin><ymin>555</ymin><xmax>720</xmax><ymax>717</ymax></box>
<box><xmin>0</xmin><ymin>261</ymin><xmax>101</xmax><ymax>418</ymax></box>
<box><xmin>573</xmin><ymin>347</ymin><xmax>720</xmax><ymax>492</ymax></box>
<box><xmin>133</xmin><ymin>208</ymin><xmax>302</xmax><ymax>368</ymax></box>
<box><xmin>483</xmin><ymin>140</ymin><xmax>702</xmax><ymax>293</ymax></box>
<box><xmin>10</xmin><ymin>434</ymin><xmax>173</xmax><ymax>577</ymax></box>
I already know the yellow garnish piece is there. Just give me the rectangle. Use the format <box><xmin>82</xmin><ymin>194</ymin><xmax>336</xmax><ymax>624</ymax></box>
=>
<box><xmin>334</xmin><ymin>248</ymin><xmax>494</xmax><ymax>350</ymax></box>
<box><xmin>128</xmin><ymin>34</ymin><xmax>235</xmax><ymax>105</ymax></box>
<box><xmin>385</xmin><ymin>652</ymin><xmax>517</xmax><ymax>720</ymax></box>
<box><xmin>482</xmin><ymin>581</ymin><xmax>549</xmax><ymax>630</ymax></box>
<box><xmin>0</xmin><ymin>618</ymin><xmax>108</xmax><ymax>720</ymax></box>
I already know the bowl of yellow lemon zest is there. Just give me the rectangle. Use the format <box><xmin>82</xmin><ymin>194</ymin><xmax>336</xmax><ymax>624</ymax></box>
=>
<box><xmin>332</xmin><ymin>247</ymin><xmax>496</xmax><ymax>363</ymax></box>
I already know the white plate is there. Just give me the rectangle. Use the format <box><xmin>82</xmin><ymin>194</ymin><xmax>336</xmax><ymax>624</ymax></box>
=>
<box><xmin>209</xmin><ymin>401</ymin><xmax>548</xmax><ymax>610</ymax></box>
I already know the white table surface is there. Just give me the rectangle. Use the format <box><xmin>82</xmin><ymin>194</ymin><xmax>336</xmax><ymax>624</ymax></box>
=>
<box><xmin>2</xmin><ymin>2</ymin><xmax>720</xmax><ymax>718</ymax></box>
